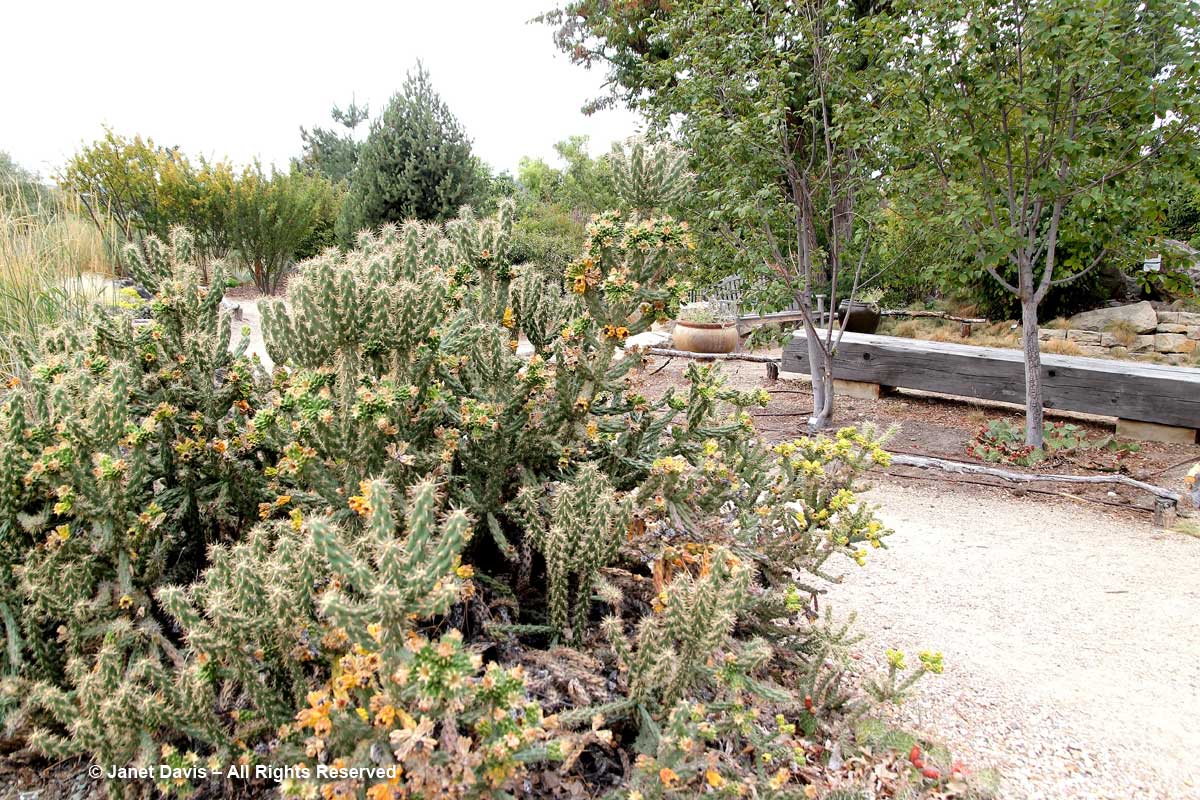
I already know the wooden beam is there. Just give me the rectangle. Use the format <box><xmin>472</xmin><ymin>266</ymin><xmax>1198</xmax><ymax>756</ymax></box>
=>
<box><xmin>782</xmin><ymin>331</ymin><xmax>1200</xmax><ymax>428</ymax></box>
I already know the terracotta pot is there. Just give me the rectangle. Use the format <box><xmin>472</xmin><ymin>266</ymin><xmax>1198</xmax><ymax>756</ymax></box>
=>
<box><xmin>837</xmin><ymin>301</ymin><xmax>881</xmax><ymax>334</ymax></box>
<box><xmin>673</xmin><ymin>320</ymin><xmax>739</xmax><ymax>354</ymax></box>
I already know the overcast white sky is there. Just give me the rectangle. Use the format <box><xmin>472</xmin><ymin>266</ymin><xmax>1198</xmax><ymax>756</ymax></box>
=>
<box><xmin>1</xmin><ymin>0</ymin><xmax>642</xmax><ymax>180</ymax></box>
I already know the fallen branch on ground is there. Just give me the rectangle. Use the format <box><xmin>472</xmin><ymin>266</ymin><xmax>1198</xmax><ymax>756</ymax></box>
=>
<box><xmin>643</xmin><ymin>347</ymin><xmax>781</xmax><ymax>364</ymax></box>
<box><xmin>883</xmin><ymin>470</ymin><xmax>1142</xmax><ymax>512</ymax></box>
<box><xmin>879</xmin><ymin>309</ymin><xmax>988</xmax><ymax>324</ymax></box>
<box><xmin>648</xmin><ymin>357</ymin><xmax>674</xmax><ymax>376</ymax></box>
<box><xmin>888</xmin><ymin>452</ymin><xmax>1181</xmax><ymax>503</ymax></box>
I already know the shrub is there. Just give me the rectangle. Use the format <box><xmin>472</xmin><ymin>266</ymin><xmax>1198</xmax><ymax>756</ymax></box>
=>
<box><xmin>967</xmin><ymin>419</ymin><xmax>1137</xmax><ymax>467</ymax></box>
<box><xmin>227</xmin><ymin>165</ymin><xmax>340</xmax><ymax>294</ymax></box>
<box><xmin>62</xmin><ymin>130</ymin><xmax>341</xmax><ymax>287</ymax></box>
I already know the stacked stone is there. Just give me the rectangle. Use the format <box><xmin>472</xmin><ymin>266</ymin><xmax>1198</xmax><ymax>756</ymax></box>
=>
<box><xmin>1036</xmin><ymin>301</ymin><xmax>1200</xmax><ymax>364</ymax></box>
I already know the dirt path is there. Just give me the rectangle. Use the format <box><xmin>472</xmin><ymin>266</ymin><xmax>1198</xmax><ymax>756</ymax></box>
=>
<box><xmin>824</xmin><ymin>481</ymin><xmax>1200</xmax><ymax>800</ymax></box>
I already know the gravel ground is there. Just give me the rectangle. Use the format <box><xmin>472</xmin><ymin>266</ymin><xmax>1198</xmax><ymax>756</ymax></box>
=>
<box><xmin>824</xmin><ymin>481</ymin><xmax>1200</xmax><ymax>800</ymax></box>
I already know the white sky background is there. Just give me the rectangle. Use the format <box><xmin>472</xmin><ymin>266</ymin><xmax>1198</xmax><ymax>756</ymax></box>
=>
<box><xmin>1</xmin><ymin>0</ymin><xmax>643</xmax><ymax>180</ymax></box>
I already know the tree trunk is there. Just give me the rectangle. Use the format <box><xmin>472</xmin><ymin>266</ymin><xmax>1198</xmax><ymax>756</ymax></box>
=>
<box><xmin>804</xmin><ymin>317</ymin><xmax>834</xmax><ymax>430</ymax></box>
<box><xmin>1020</xmin><ymin>296</ymin><xmax>1045</xmax><ymax>447</ymax></box>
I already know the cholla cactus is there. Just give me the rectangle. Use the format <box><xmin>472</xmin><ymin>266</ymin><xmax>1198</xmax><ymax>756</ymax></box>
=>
<box><xmin>283</xmin><ymin>628</ymin><xmax>558</xmax><ymax>800</ymax></box>
<box><xmin>539</xmin><ymin>465</ymin><xmax>632</xmax><ymax>642</ymax></box>
<box><xmin>0</xmin><ymin>230</ymin><xmax>267</xmax><ymax>784</ymax></box>
<box><xmin>13</xmin><ymin>617</ymin><xmax>222</xmax><ymax>787</ymax></box>
<box><xmin>609</xmin><ymin>136</ymin><xmax>693</xmax><ymax>215</ymax></box>
<box><xmin>510</xmin><ymin>264</ymin><xmax>578</xmax><ymax>354</ymax></box>
<box><xmin>156</xmin><ymin>519</ymin><xmax>327</xmax><ymax>728</ymax></box>
<box><xmin>603</xmin><ymin>546</ymin><xmax>751</xmax><ymax>710</ymax></box>
<box><xmin>564</xmin><ymin>210</ymin><xmax>694</xmax><ymax>339</ymax></box>
<box><xmin>153</xmin><ymin>476</ymin><xmax>471</xmax><ymax>733</ymax></box>
<box><xmin>446</xmin><ymin>200</ymin><xmax>516</xmax><ymax>322</ymax></box>
<box><xmin>318</xmin><ymin>477</ymin><xmax>473</xmax><ymax>656</ymax></box>
<box><xmin>739</xmin><ymin>425</ymin><xmax>894</xmax><ymax>587</ymax></box>
<box><xmin>260</xmin><ymin>221</ymin><xmax>452</xmax><ymax>376</ymax></box>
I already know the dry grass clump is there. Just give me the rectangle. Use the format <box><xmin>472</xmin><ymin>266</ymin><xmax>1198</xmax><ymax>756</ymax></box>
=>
<box><xmin>1043</xmin><ymin>317</ymin><xmax>1072</xmax><ymax>330</ymax></box>
<box><xmin>1041</xmin><ymin>338</ymin><xmax>1084</xmax><ymax>355</ymax></box>
<box><xmin>0</xmin><ymin>180</ymin><xmax>117</xmax><ymax>376</ymax></box>
<box><xmin>1102</xmin><ymin>319</ymin><xmax>1139</xmax><ymax>347</ymax></box>
<box><xmin>885</xmin><ymin>316</ymin><xmax>1019</xmax><ymax>348</ymax></box>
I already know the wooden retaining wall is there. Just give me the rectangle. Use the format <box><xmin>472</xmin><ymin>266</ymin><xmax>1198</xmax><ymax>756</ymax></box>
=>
<box><xmin>781</xmin><ymin>331</ymin><xmax>1200</xmax><ymax>430</ymax></box>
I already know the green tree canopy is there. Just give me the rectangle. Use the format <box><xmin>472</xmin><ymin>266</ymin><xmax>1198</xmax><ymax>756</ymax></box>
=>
<box><xmin>881</xmin><ymin>0</ymin><xmax>1200</xmax><ymax>443</ymax></box>
<box><xmin>297</xmin><ymin>99</ymin><xmax>369</xmax><ymax>184</ymax></box>
<box><xmin>338</xmin><ymin>64</ymin><xmax>484</xmax><ymax>238</ymax></box>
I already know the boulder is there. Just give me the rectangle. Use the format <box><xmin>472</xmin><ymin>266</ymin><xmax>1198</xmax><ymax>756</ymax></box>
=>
<box><xmin>1157</xmin><ymin>323</ymin><xmax>1191</xmax><ymax>334</ymax></box>
<box><xmin>1158</xmin><ymin>311</ymin><xmax>1200</xmax><ymax>326</ymax></box>
<box><xmin>1065</xmin><ymin>329</ymin><xmax>1101</xmax><ymax>345</ymax></box>
<box><xmin>1038</xmin><ymin>328</ymin><xmax>1066</xmax><ymax>340</ymax></box>
<box><xmin>1067</xmin><ymin>301</ymin><xmax>1159</xmax><ymax>334</ymax></box>
<box><xmin>1130</xmin><ymin>335</ymin><xmax>1156</xmax><ymax>353</ymax></box>
<box><xmin>1154</xmin><ymin>333</ymin><xmax>1192</xmax><ymax>353</ymax></box>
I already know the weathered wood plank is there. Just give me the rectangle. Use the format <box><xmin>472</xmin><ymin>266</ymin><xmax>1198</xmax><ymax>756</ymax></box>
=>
<box><xmin>782</xmin><ymin>331</ymin><xmax>1200</xmax><ymax>428</ymax></box>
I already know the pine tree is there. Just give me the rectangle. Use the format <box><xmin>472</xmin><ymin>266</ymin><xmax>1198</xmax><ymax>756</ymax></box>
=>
<box><xmin>338</xmin><ymin>63</ymin><xmax>485</xmax><ymax>238</ymax></box>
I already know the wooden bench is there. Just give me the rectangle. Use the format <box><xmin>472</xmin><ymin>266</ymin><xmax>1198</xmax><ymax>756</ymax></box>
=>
<box><xmin>781</xmin><ymin>331</ymin><xmax>1200</xmax><ymax>443</ymax></box>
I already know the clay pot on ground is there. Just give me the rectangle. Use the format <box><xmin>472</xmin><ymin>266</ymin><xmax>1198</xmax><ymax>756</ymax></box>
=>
<box><xmin>672</xmin><ymin>319</ymin><xmax>740</xmax><ymax>354</ymax></box>
<box><xmin>837</xmin><ymin>300</ymin><xmax>881</xmax><ymax>334</ymax></box>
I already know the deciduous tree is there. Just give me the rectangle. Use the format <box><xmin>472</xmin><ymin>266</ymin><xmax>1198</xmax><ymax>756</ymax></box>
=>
<box><xmin>882</xmin><ymin>0</ymin><xmax>1200</xmax><ymax>445</ymax></box>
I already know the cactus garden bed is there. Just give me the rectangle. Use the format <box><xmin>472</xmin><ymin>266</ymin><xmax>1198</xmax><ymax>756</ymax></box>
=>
<box><xmin>0</xmin><ymin>203</ymin><xmax>999</xmax><ymax>799</ymax></box>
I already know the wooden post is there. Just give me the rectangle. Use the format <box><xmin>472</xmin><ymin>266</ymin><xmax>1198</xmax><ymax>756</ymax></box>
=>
<box><xmin>1154</xmin><ymin>498</ymin><xmax>1178</xmax><ymax>529</ymax></box>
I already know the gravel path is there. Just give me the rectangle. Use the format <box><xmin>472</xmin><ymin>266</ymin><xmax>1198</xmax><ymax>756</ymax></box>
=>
<box><xmin>824</xmin><ymin>481</ymin><xmax>1200</xmax><ymax>800</ymax></box>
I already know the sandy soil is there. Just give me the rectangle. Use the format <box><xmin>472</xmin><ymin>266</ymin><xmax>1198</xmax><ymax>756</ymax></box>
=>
<box><xmin>823</xmin><ymin>481</ymin><xmax>1200</xmax><ymax>800</ymax></box>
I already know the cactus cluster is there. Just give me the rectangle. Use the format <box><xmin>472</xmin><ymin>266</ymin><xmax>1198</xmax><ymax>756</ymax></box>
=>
<box><xmin>537</xmin><ymin>464</ymin><xmax>631</xmax><ymax>641</ymax></box>
<box><xmin>609</xmin><ymin>136</ymin><xmax>693</xmax><ymax>215</ymax></box>
<box><xmin>0</xmin><ymin>167</ymin><xmax>931</xmax><ymax>796</ymax></box>
<box><xmin>603</xmin><ymin>546</ymin><xmax>752</xmax><ymax>710</ymax></box>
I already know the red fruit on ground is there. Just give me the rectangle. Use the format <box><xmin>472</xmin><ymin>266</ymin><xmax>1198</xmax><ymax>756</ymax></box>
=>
<box><xmin>922</xmin><ymin>767</ymin><xmax>941</xmax><ymax>780</ymax></box>
<box><xmin>908</xmin><ymin>745</ymin><xmax>922</xmax><ymax>764</ymax></box>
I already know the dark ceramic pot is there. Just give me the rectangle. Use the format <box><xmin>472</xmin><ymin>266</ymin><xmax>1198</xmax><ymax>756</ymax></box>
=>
<box><xmin>837</xmin><ymin>300</ymin><xmax>881</xmax><ymax>334</ymax></box>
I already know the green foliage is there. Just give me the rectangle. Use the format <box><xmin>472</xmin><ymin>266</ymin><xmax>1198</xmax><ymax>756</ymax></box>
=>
<box><xmin>967</xmin><ymin>419</ymin><xmax>1138</xmax><ymax>467</ymax></box>
<box><xmin>62</xmin><ymin>129</ymin><xmax>341</xmax><ymax>286</ymax></box>
<box><xmin>881</xmin><ymin>0</ymin><xmax>1200</xmax><ymax>443</ymax></box>
<box><xmin>509</xmin><ymin>201</ymin><xmax>586</xmax><ymax>273</ymax></box>
<box><xmin>227</xmin><ymin>164</ymin><xmax>341</xmax><ymax>293</ymax></box>
<box><xmin>517</xmin><ymin>135</ymin><xmax>618</xmax><ymax>216</ymax></box>
<box><xmin>0</xmin><ymin>151</ymin><xmax>53</xmax><ymax>211</ymax></box>
<box><xmin>338</xmin><ymin>64</ymin><xmax>485</xmax><ymax>237</ymax></box>
<box><xmin>511</xmin><ymin>137</ymin><xmax>618</xmax><ymax>275</ymax></box>
<box><xmin>297</xmin><ymin>99</ymin><xmax>369</xmax><ymax>184</ymax></box>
